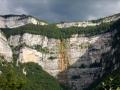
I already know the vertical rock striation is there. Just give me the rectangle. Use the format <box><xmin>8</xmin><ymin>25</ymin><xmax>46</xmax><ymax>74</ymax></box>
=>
<box><xmin>1</xmin><ymin>13</ymin><xmax>120</xmax><ymax>90</ymax></box>
<box><xmin>0</xmin><ymin>30</ymin><xmax>12</xmax><ymax>61</ymax></box>
<box><xmin>8</xmin><ymin>32</ymin><xmax>112</xmax><ymax>90</ymax></box>
<box><xmin>0</xmin><ymin>15</ymin><xmax>48</xmax><ymax>28</ymax></box>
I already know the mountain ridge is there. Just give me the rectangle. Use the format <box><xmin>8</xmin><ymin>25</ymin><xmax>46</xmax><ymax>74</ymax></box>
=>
<box><xmin>0</xmin><ymin>14</ymin><xmax>48</xmax><ymax>28</ymax></box>
<box><xmin>0</xmin><ymin>13</ymin><xmax>120</xmax><ymax>90</ymax></box>
<box><xmin>0</xmin><ymin>13</ymin><xmax>120</xmax><ymax>29</ymax></box>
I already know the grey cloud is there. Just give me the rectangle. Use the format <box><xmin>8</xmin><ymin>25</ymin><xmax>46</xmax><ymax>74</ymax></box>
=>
<box><xmin>0</xmin><ymin>0</ymin><xmax>120</xmax><ymax>22</ymax></box>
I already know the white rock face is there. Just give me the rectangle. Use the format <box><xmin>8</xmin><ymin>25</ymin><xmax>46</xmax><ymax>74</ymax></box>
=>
<box><xmin>1</xmin><ymin>13</ymin><xmax>119</xmax><ymax>90</ymax></box>
<box><xmin>8</xmin><ymin>32</ymin><xmax>112</xmax><ymax>90</ymax></box>
<box><xmin>22</xmin><ymin>33</ymin><xmax>48</xmax><ymax>47</ymax></box>
<box><xmin>68</xmin><ymin>35</ymin><xmax>99</xmax><ymax>66</ymax></box>
<box><xmin>9</xmin><ymin>33</ymin><xmax>61</xmax><ymax>77</ymax></box>
<box><xmin>19</xmin><ymin>47</ymin><xmax>43</xmax><ymax>63</ymax></box>
<box><xmin>56</xmin><ymin>13</ymin><xmax>120</xmax><ymax>28</ymax></box>
<box><xmin>0</xmin><ymin>15</ymin><xmax>48</xmax><ymax>28</ymax></box>
<box><xmin>102</xmin><ymin>14</ymin><xmax>120</xmax><ymax>23</ymax></box>
<box><xmin>7</xmin><ymin>13</ymin><xmax>119</xmax><ymax>90</ymax></box>
<box><xmin>56</xmin><ymin>21</ymin><xmax>100</xmax><ymax>28</ymax></box>
<box><xmin>8</xmin><ymin>35</ymin><xmax>21</xmax><ymax>47</ymax></box>
<box><xmin>0</xmin><ymin>31</ymin><xmax>12</xmax><ymax>61</ymax></box>
<box><xmin>66</xmin><ymin>33</ymin><xmax>111</xmax><ymax>90</ymax></box>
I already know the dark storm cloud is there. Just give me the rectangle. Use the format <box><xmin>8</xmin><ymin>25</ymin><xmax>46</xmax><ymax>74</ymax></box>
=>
<box><xmin>0</xmin><ymin>0</ymin><xmax>120</xmax><ymax>22</ymax></box>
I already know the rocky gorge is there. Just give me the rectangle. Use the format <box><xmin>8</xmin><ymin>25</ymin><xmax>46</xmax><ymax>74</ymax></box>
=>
<box><xmin>0</xmin><ymin>13</ymin><xmax>120</xmax><ymax>90</ymax></box>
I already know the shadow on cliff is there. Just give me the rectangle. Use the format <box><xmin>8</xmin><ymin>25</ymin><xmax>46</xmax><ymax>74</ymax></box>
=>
<box><xmin>57</xmin><ymin>19</ymin><xmax>120</xmax><ymax>90</ymax></box>
<box><xmin>85</xmin><ymin>19</ymin><xmax>120</xmax><ymax>90</ymax></box>
<box><xmin>57</xmin><ymin>33</ymin><xmax>110</xmax><ymax>90</ymax></box>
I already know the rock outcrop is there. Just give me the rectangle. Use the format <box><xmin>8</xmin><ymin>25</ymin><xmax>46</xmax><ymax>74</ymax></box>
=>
<box><xmin>8</xmin><ymin>32</ymin><xmax>112</xmax><ymax>90</ymax></box>
<box><xmin>0</xmin><ymin>13</ymin><xmax>119</xmax><ymax>90</ymax></box>
<box><xmin>0</xmin><ymin>15</ymin><xmax>48</xmax><ymax>28</ymax></box>
<box><xmin>56</xmin><ymin>21</ymin><xmax>100</xmax><ymax>28</ymax></box>
<box><xmin>56</xmin><ymin>13</ymin><xmax>120</xmax><ymax>28</ymax></box>
<box><xmin>0</xmin><ymin>30</ymin><xmax>12</xmax><ymax>61</ymax></box>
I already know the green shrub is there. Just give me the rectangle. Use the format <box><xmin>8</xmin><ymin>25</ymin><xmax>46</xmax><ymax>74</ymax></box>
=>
<box><xmin>0</xmin><ymin>63</ymin><xmax>27</xmax><ymax>90</ymax></box>
<box><xmin>33</xmin><ymin>45</ymin><xmax>49</xmax><ymax>53</ymax></box>
<box><xmin>48</xmin><ymin>56</ymin><xmax>57</xmax><ymax>60</ymax></box>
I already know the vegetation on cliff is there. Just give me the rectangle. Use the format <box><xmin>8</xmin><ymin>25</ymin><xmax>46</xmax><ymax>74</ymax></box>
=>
<box><xmin>0</xmin><ymin>16</ymin><xmax>120</xmax><ymax>90</ymax></box>
<box><xmin>0</xmin><ymin>60</ymin><xmax>65</xmax><ymax>90</ymax></box>
<box><xmin>1</xmin><ymin>22</ymin><xmax>111</xmax><ymax>39</ymax></box>
<box><xmin>93</xmin><ymin>68</ymin><xmax>120</xmax><ymax>90</ymax></box>
<box><xmin>86</xmin><ymin>19</ymin><xmax>120</xmax><ymax>90</ymax></box>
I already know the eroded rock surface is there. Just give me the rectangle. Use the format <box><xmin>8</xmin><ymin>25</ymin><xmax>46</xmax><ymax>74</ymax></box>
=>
<box><xmin>0</xmin><ymin>15</ymin><xmax>47</xmax><ymax>28</ymax></box>
<box><xmin>1</xmin><ymin>13</ymin><xmax>119</xmax><ymax>90</ymax></box>
<box><xmin>8</xmin><ymin>32</ymin><xmax>112</xmax><ymax>90</ymax></box>
<box><xmin>0</xmin><ymin>30</ymin><xmax>12</xmax><ymax>61</ymax></box>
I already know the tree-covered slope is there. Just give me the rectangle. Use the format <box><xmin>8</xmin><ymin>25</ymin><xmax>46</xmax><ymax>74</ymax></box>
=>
<box><xmin>1</xmin><ymin>22</ymin><xmax>111</xmax><ymax>39</ymax></box>
<box><xmin>0</xmin><ymin>60</ymin><xmax>65</xmax><ymax>90</ymax></box>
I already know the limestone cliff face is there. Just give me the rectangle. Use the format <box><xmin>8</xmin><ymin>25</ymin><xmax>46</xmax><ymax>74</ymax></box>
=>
<box><xmin>56</xmin><ymin>13</ymin><xmax>120</xmax><ymax>28</ymax></box>
<box><xmin>56</xmin><ymin>21</ymin><xmax>100</xmax><ymax>28</ymax></box>
<box><xmin>9</xmin><ymin>33</ymin><xmax>60</xmax><ymax>76</ymax></box>
<box><xmin>0</xmin><ymin>30</ymin><xmax>12</xmax><ymax>61</ymax></box>
<box><xmin>0</xmin><ymin>15</ymin><xmax>48</xmax><ymax>28</ymax></box>
<box><xmin>0</xmin><ymin>14</ymin><xmax>119</xmax><ymax>90</ymax></box>
<box><xmin>65</xmin><ymin>33</ymin><xmax>111</xmax><ymax>89</ymax></box>
<box><xmin>8</xmin><ymin>32</ymin><xmax>112</xmax><ymax>90</ymax></box>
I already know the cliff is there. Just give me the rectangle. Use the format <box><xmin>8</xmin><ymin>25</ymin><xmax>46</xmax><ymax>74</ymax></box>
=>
<box><xmin>56</xmin><ymin>13</ymin><xmax>120</xmax><ymax>28</ymax></box>
<box><xmin>8</xmin><ymin>32</ymin><xmax>112</xmax><ymax>90</ymax></box>
<box><xmin>0</xmin><ymin>13</ymin><xmax>120</xmax><ymax>90</ymax></box>
<box><xmin>0</xmin><ymin>15</ymin><xmax>48</xmax><ymax>28</ymax></box>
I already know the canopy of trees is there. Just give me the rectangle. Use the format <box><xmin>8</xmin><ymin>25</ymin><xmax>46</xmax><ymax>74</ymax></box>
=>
<box><xmin>0</xmin><ymin>61</ymin><xmax>65</xmax><ymax>90</ymax></box>
<box><xmin>1</xmin><ymin>22</ymin><xmax>111</xmax><ymax>39</ymax></box>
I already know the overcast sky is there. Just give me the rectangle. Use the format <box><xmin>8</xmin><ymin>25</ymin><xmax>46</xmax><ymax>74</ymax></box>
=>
<box><xmin>0</xmin><ymin>0</ymin><xmax>120</xmax><ymax>22</ymax></box>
